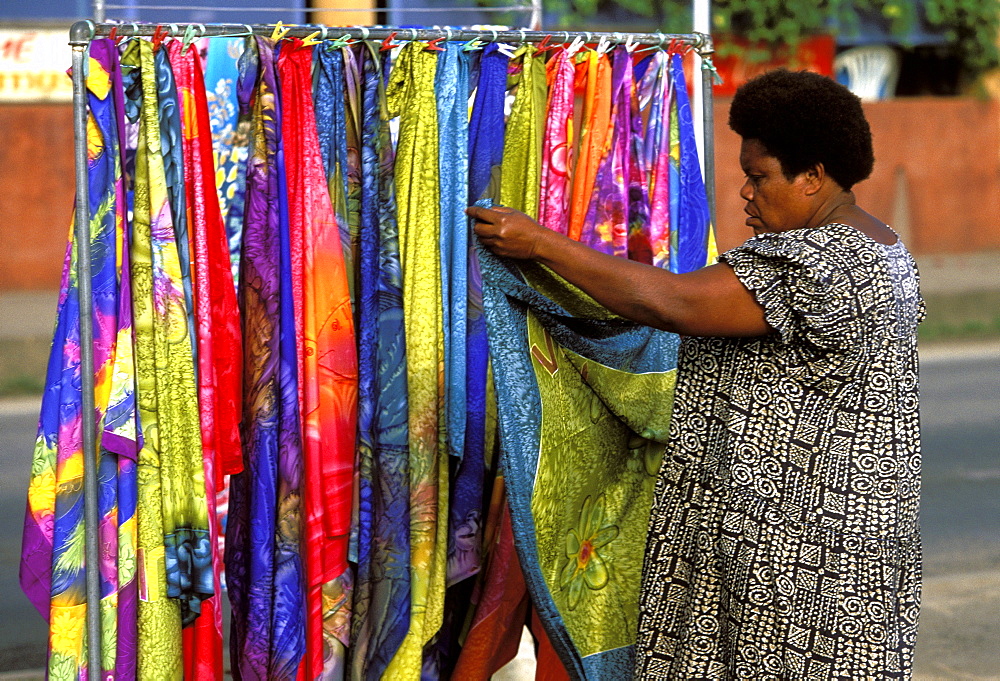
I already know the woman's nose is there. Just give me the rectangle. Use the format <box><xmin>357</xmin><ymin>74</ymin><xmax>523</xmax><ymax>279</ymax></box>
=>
<box><xmin>739</xmin><ymin>179</ymin><xmax>753</xmax><ymax>202</ymax></box>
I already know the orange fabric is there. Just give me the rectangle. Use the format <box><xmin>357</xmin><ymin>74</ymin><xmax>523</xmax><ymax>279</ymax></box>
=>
<box><xmin>531</xmin><ymin>607</ymin><xmax>571</xmax><ymax>681</ymax></box>
<box><xmin>567</xmin><ymin>51</ymin><xmax>612</xmax><ymax>241</ymax></box>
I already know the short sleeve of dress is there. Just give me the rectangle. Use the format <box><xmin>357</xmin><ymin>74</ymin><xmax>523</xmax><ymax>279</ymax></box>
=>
<box><xmin>718</xmin><ymin>230</ymin><xmax>862</xmax><ymax>353</ymax></box>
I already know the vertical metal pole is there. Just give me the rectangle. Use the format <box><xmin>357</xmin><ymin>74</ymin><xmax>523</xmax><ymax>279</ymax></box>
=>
<box><xmin>92</xmin><ymin>0</ymin><xmax>106</xmax><ymax>23</ymax></box>
<box><xmin>691</xmin><ymin>0</ymin><xmax>710</xmax><ymax>180</ymax></box>
<box><xmin>698</xmin><ymin>36</ymin><xmax>717</xmax><ymax>231</ymax></box>
<box><xmin>69</xmin><ymin>20</ymin><xmax>103</xmax><ymax>679</ymax></box>
<box><xmin>529</xmin><ymin>0</ymin><xmax>542</xmax><ymax>30</ymax></box>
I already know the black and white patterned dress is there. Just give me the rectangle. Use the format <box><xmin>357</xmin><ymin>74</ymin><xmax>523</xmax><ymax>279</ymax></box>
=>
<box><xmin>635</xmin><ymin>224</ymin><xmax>924</xmax><ymax>679</ymax></box>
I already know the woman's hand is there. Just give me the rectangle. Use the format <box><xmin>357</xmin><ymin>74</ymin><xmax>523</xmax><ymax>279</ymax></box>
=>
<box><xmin>466</xmin><ymin>204</ymin><xmax>553</xmax><ymax>260</ymax></box>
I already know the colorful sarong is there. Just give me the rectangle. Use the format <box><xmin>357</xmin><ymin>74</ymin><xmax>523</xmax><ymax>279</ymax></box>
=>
<box><xmin>479</xmin><ymin>247</ymin><xmax>681</xmax><ymax>679</ymax></box>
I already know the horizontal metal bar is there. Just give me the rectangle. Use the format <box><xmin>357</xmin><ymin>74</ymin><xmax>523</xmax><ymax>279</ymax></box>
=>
<box><xmin>72</xmin><ymin>20</ymin><xmax>710</xmax><ymax>54</ymax></box>
<box><xmin>103</xmin><ymin>4</ymin><xmax>535</xmax><ymax>11</ymax></box>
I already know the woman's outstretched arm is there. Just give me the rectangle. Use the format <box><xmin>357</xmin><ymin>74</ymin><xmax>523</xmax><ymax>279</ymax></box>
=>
<box><xmin>468</xmin><ymin>204</ymin><xmax>771</xmax><ymax>338</ymax></box>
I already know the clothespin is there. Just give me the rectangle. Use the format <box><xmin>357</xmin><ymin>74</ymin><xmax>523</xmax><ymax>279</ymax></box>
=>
<box><xmin>180</xmin><ymin>24</ymin><xmax>201</xmax><ymax>54</ymax></box>
<box><xmin>624</xmin><ymin>34</ymin><xmax>639</xmax><ymax>53</ymax></box>
<box><xmin>533</xmin><ymin>34</ymin><xmax>554</xmax><ymax>56</ymax></box>
<box><xmin>596</xmin><ymin>35</ymin><xmax>612</xmax><ymax>54</ymax></box>
<box><xmin>329</xmin><ymin>33</ymin><xmax>353</xmax><ymax>50</ymax></box>
<box><xmin>462</xmin><ymin>37</ymin><xmax>484</xmax><ymax>52</ymax></box>
<box><xmin>495</xmin><ymin>42</ymin><xmax>518</xmax><ymax>58</ymax></box>
<box><xmin>108</xmin><ymin>25</ymin><xmax>120</xmax><ymax>45</ymax></box>
<box><xmin>302</xmin><ymin>30</ymin><xmax>324</xmax><ymax>48</ymax></box>
<box><xmin>565</xmin><ymin>34</ymin><xmax>587</xmax><ymax>58</ymax></box>
<box><xmin>425</xmin><ymin>36</ymin><xmax>446</xmax><ymax>51</ymax></box>
<box><xmin>151</xmin><ymin>25</ymin><xmax>168</xmax><ymax>51</ymax></box>
<box><xmin>380</xmin><ymin>30</ymin><xmax>398</xmax><ymax>52</ymax></box>
<box><xmin>270</xmin><ymin>21</ymin><xmax>291</xmax><ymax>42</ymax></box>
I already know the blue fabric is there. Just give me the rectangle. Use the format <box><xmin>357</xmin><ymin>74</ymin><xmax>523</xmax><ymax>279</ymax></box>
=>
<box><xmin>204</xmin><ymin>37</ymin><xmax>248</xmax><ymax>287</ymax></box>
<box><xmin>315</xmin><ymin>45</ymin><xmax>354</xmax><ymax>280</ymax></box>
<box><xmin>348</xmin><ymin>45</ymin><xmax>412</xmax><ymax>681</ymax></box>
<box><xmin>467</xmin><ymin>44</ymin><xmax>509</xmax><ymax>203</ymax></box>
<box><xmin>437</xmin><ymin>42</ymin><xmax>470</xmax><ymax>466</ymax></box>
<box><xmin>477</xmin><ymin>242</ymin><xmax>680</xmax><ymax>679</ymax></box>
<box><xmin>670</xmin><ymin>53</ymin><xmax>712</xmax><ymax>274</ymax></box>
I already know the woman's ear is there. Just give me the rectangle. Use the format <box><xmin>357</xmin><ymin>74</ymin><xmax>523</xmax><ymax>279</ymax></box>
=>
<box><xmin>801</xmin><ymin>162</ymin><xmax>827</xmax><ymax>196</ymax></box>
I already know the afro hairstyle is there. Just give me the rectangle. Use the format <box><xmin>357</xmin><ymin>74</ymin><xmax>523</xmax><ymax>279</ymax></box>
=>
<box><xmin>728</xmin><ymin>69</ymin><xmax>875</xmax><ymax>190</ymax></box>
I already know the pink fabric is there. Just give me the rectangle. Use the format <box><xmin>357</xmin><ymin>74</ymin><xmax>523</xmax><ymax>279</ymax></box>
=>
<box><xmin>538</xmin><ymin>47</ymin><xmax>575</xmax><ymax>235</ymax></box>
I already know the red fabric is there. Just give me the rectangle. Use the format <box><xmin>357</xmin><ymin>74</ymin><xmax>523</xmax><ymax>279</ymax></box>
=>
<box><xmin>451</xmin><ymin>491</ymin><xmax>530</xmax><ymax>679</ymax></box>
<box><xmin>167</xmin><ymin>39</ymin><xmax>242</xmax><ymax>680</ymax></box>
<box><xmin>278</xmin><ymin>39</ymin><xmax>359</xmax><ymax>677</ymax></box>
<box><xmin>530</xmin><ymin>607</ymin><xmax>571</xmax><ymax>681</ymax></box>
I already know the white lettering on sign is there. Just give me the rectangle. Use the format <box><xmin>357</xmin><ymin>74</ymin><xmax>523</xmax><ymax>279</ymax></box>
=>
<box><xmin>0</xmin><ymin>29</ymin><xmax>72</xmax><ymax>102</ymax></box>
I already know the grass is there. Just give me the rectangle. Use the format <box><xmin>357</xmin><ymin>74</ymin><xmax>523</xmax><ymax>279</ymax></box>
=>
<box><xmin>919</xmin><ymin>290</ymin><xmax>1000</xmax><ymax>344</ymax></box>
<box><xmin>0</xmin><ymin>290</ymin><xmax>996</xmax><ymax>399</ymax></box>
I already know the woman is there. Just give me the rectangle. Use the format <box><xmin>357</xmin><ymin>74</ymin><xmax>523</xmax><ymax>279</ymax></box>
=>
<box><xmin>468</xmin><ymin>69</ymin><xmax>922</xmax><ymax>679</ymax></box>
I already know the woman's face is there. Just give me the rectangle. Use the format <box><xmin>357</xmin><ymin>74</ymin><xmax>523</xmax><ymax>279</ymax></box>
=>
<box><xmin>739</xmin><ymin>138</ymin><xmax>812</xmax><ymax>234</ymax></box>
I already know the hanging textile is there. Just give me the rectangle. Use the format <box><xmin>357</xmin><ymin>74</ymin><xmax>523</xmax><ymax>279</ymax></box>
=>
<box><xmin>226</xmin><ymin>35</ymin><xmax>307</xmax><ymax>680</ymax></box>
<box><xmin>383</xmin><ymin>41</ymin><xmax>448</xmax><ymax>679</ymax></box>
<box><xmin>315</xmin><ymin>45</ymin><xmax>357</xmax><ymax>301</ymax></box>
<box><xmin>278</xmin><ymin>36</ymin><xmax>360</xmax><ymax>679</ymax></box>
<box><xmin>479</xmin><ymin>247</ymin><xmax>681</xmax><ymax>679</ymax></box>
<box><xmin>33</xmin><ymin>31</ymin><xmax>719</xmax><ymax>681</ymax></box>
<box><xmin>20</xmin><ymin>37</ymin><xmax>132</xmax><ymax>681</ymax></box>
<box><xmin>637</xmin><ymin>51</ymin><xmax>672</xmax><ymax>269</ymax></box>
<box><xmin>204</xmin><ymin>36</ymin><xmax>249</xmax><ymax>285</ymax></box>
<box><xmin>499</xmin><ymin>44</ymin><xmax>547</xmax><ymax>218</ymax></box>
<box><xmin>580</xmin><ymin>46</ymin><xmax>644</xmax><ymax>259</ymax></box>
<box><xmin>349</xmin><ymin>44</ymin><xmax>412</xmax><ymax>681</ymax></box>
<box><xmin>669</xmin><ymin>51</ymin><xmax>717</xmax><ymax>273</ymax></box>
<box><xmin>539</xmin><ymin>46</ymin><xmax>575</xmax><ymax>235</ymax></box>
<box><xmin>167</xmin><ymin>37</ymin><xmax>243</xmax><ymax>680</ymax></box>
<box><xmin>126</xmin><ymin>36</ymin><xmax>212</xmax><ymax>678</ymax></box>
<box><xmin>567</xmin><ymin>50</ymin><xmax>612</xmax><ymax>241</ymax></box>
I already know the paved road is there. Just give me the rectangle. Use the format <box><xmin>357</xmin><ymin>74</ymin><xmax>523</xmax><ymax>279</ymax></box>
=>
<box><xmin>0</xmin><ymin>343</ymin><xmax>997</xmax><ymax>677</ymax></box>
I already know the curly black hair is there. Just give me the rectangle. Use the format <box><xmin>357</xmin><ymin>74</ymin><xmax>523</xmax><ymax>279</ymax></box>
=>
<box><xmin>728</xmin><ymin>69</ymin><xmax>874</xmax><ymax>190</ymax></box>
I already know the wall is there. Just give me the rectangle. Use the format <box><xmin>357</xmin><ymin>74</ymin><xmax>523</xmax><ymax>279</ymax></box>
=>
<box><xmin>1</xmin><ymin>97</ymin><xmax>999</xmax><ymax>290</ymax></box>
<box><xmin>712</xmin><ymin>97</ymin><xmax>1000</xmax><ymax>255</ymax></box>
<box><xmin>0</xmin><ymin>104</ymin><xmax>73</xmax><ymax>290</ymax></box>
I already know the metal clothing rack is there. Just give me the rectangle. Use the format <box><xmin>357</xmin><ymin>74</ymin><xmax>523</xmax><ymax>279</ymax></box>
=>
<box><xmin>67</xmin><ymin>17</ymin><xmax>716</xmax><ymax>676</ymax></box>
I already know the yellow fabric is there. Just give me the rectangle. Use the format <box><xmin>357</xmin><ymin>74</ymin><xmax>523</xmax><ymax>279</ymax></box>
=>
<box><xmin>500</xmin><ymin>44</ymin><xmax>548</xmax><ymax>219</ymax></box>
<box><xmin>384</xmin><ymin>42</ymin><xmax>448</xmax><ymax>680</ymax></box>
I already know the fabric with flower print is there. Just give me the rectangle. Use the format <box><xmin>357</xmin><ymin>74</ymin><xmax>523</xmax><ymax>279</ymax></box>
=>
<box><xmin>383</xmin><ymin>41</ymin><xmax>448</xmax><ymax>680</ymax></box>
<box><xmin>636</xmin><ymin>52</ymin><xmax>671</xmax><ymax>269</ymax></box>
<box><xmin>567</xmin><ymin>50</ymin><xmax>611</xmax><ymax>242</ymax></box>
<box><xmin>348</xmin><ymin>44</ymin><xmax>412</xmax><ymax>681</ymax></box>
<box><xmin>478</xmin><ymin>243</ymin><xmax>680</xmax><ymax>679</ymax></box>
<box><xmin>204</xmin><ymin>37</ymin><xmax>249</xmax><ymax>286</ymax></box>
<box><xmin>225</xmin><ymin>36</ymin><xmax>307</xmax><ymax>680</ymax></box>
<box><xmin>167</xmin><ymin>39</ymin><xmax>243</xmax><ymax>681</ymax></box>
<box><xmin>278</xmin><ymin>38</ymin><xmax>360</xmax><ymax>680</ymax></box>
<box><xmin>539</xmin><ymin>47</ymin><xmax>575</xmax><ymax>235</ymax></box>
<box><xmin>20</xmin><ymin>38</ymin><xmax>132</xmax><ymax>681</ymax></box>
<box><xmin>668</xmin><ymin>52</ymin><xmax>716</xmax><ymax>273</ymax></box>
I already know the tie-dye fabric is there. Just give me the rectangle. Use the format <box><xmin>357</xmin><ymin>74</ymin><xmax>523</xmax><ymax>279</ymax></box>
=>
<box><xmin>20</xmin><ymin>38</ymin><xmax>132</xmax><ymax>681</ymax></box>
<box><xmin>669</xmin><ymin>52</ymin><xmax>716</xmax><ymax>273</ymax></box>
<box><xmin>637</xmin><ymin>52</ymin><xmax>672</xmax><ymax>269</ymax></box>
<box><xmin>278</xmin><ymin>38</ymin><xmax>359</xmax><ymax>679</ymax></box>
<box><xmin>567</xmin><ymin>50</ymin><xmax>611</xmax><ymax>241</ymax></box>
<box><xmin>348</xmin><ymin>44</ymin><xmax>412</xmax><ymax>681</ymax></box>
<box><xmin>539</xmin><ymin>47</ymin><xmax>575</xmax><ymax>235</ymax></box>
<box><xmin>226</xmin><ymin>36</ymin><xmax>307</xmax><ymax>680</ymax></box>
<box><xmin>384</xmin><ymin>42</ymin><xmax>447</xmax><ymax>680</ymax></box>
